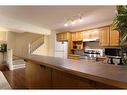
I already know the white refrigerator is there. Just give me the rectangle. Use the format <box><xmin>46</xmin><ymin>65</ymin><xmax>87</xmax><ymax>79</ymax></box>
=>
<box><xmin>55</xmin><ymin>41</ymin><xmax>68</xmax><ymax>59</ymax></box>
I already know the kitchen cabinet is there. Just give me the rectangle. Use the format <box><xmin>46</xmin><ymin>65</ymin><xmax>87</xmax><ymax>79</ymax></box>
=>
<box><xmin>71</xmin><ymin>32</ymin><xmax>83</xmax><ymax>41</ymax></box>
<box><xmin>52</xmin><ymin>69</ymin><xmax>95</xmax><ymax>89</ymax></box>
<box><xmin>110</xmin><ymin>27</ymin><xmax>119</xmax><ymax>46</ymax></box>
<box><xmin>68</xmin><ymin>54</ymin><xmax>80</xmax><ymax>60</ymax></box>
<box><xmin>0</xmin><ymin>31</ymin><xmax>7</xmax><ymax>42</ymax></box>
<box><xmin>25</xmin><ymin>60</ymin><xmax>52</xmax><ymax>89</ymax></box>
<box><xmin>71</xmin><ymin>32</ymin><xmax>76</xmax><ymax>41</ymax></box>
<box><xmin>99</xmin><ymin>26</ymin><xmax>119</xmax><ymax>46</ymax></box>
<box><xmin>83</xmin><ymin>29</ymin><xmax>99</xmax><ymax>39</ymax></box>
<box><xmin>83</xmin><ymin>31</ymin><xmax>91</xmax><ymax>39</ymax></box>
<box><xmin>25</xmin><ymin>59</ymin><xmax>117</xmax><ymax>89</ymax></box>
<box><xmin>99</xmin><ymin>26</ymin><xmax>110</xmax><ymax>46</ymax></box>
<box><xmin>56</xmin><ymin>32</ymin><xmax>70</xmax><ymax>41</ymax></box>
<box><xmin>91</xmin><ymin>29</ymin><xmax>99</xmax><ymax>39</ymax></box>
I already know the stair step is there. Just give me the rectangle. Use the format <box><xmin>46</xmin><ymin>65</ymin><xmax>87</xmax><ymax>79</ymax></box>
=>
<box><xmin>12</xmin><ymin>59</ymin><xmax>26</xmax><ymax>70</ymax></box>
<box><xmin>13</xmin><ymin>64</ymin><xmax>25</xmax><ymax>67</ymax></box>
<box><xmin>13</xmin><ymin>59</ymin><xmax>25</xmax><ymax>64</ymax></box>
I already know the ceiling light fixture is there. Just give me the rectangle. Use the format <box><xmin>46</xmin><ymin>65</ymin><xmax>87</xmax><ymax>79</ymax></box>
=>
<box><xmin>71</xmin><ymin>20</ymin><xmax>75</xmax><ymax>25</ymax></box>
<box><xmin>64</xmin><ymin>14</ymin><xmax>83</xmax><ymax>27</ymax></box>
<box><xmin>64</xmin><ymin>23</ymin><xmax>68</xmax><ymax>27</ymax></box>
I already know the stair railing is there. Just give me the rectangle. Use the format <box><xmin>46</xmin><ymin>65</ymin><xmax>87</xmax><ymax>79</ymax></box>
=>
<box><xmin>28</xmin><ymin>35</ymin><xmax>44</xmax><ymax>55</ymax></box>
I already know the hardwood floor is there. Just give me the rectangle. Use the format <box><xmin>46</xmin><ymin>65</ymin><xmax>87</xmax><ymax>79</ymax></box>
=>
<box><xmin>2</xmin><ymin>68</ymin><xmax>27</xmax><ymax>89</ymax></box>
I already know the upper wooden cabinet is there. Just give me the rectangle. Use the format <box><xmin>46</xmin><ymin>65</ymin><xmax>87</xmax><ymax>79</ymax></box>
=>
<box><xmin>109</xmin><ymin>27</ymin><xmax>119</xmax><ymax>46</ymax></box>
<box><xmin>83</xmin><ymin>31</ymin><xmax>91</xmax><ymax>39</ymax></box>
<box><xmin>71</xmin><ymin>32</ymin><xmax>83</xmax><ymax>41</ymax></box>
<box><xmin>99</xmin><ymin>26</ymin><xmax>110</xmax><ymax>46</ymax></box>
<box><xmin>56</xmin><ymin>32</ymin><xmax>70</xmax><ymax>41</ymax></box>
<box><xmin>99</xmin><ymin>26</ymin><xmax>119</xmax><ymax>46</ymax></box>
<box><xmin>83</xmin><ymin>30</ymin><xmax>99</xmax><ymax>39</ymax></box>
<box><xmin>56</xmin><ymin>25</ymin><xmax>120</xmax><ymax>47</ymax></box>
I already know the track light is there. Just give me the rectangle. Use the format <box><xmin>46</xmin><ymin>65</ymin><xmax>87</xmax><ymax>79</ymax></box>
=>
<box><xmin>64</xmin><ymin>14</ymin><xmax>83</xmax><ymax>27</ymax></box>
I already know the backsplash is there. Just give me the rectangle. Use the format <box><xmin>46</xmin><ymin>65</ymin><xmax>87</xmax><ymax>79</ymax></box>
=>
<box><xmin>85</xmin><ymin>41</ymin><xmax>103</xmax><ymax>49</ymax></box>
<box><xmin>74</xmin><ymin>41</ymin><xmax>104</xmax><ymax>56</ymax></box>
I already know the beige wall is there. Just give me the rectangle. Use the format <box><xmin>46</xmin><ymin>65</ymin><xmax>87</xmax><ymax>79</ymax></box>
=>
<box><xmin>7</xmin><ymin>31</ymin><xmax>16</xmax><ymax>54</ymax></box>
<box><xmin>48</xmin><ymin>31</ymin><xmax>56</xmax><ymax>56</ymax></box>
<box><xmin>0</xmin><ymin>31</ymin><xmax>7</xmax><ymax>42</ymax></box>
<box><xmin>0</xmin><ymin>31</ymin><xmax>8</xmax><ymax>64</ymax></box>
<box><xmin>7</xmin><ymin>31</ymin><xmax>42</xmax><ymax>57</ymax></box>
<box><xmin>33</xmin><ymin>36</ymin><xmax>50</xmax><ymax>56</ymax></box>
<box><xmin>7</xmin><ymin>31</ymin><xmax>54</xmax><ymax>57</ymax></box>
<box><xmin>15</xmin><ymin>32</ymin><xmax>42</xmax><ymax>57</ymax></box>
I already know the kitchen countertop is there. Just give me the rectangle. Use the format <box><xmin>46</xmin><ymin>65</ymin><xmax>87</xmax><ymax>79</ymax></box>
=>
<box><xmin>22</xmin><ymin>54</ymin><xmax>127</xmax><ymax>88</ymax></box>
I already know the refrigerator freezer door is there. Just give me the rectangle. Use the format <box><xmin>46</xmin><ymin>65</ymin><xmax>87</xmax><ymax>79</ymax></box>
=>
<box><xmin>55</xmin><ymin>42</ymin><xmax>64</xmax><ymax>52</ymax></box>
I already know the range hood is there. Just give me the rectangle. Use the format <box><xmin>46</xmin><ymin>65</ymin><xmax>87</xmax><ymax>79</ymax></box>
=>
<box><xmin>83</xmin><ymin>38</ymin><xmax>99</xmax><ymax>42</ymax></box>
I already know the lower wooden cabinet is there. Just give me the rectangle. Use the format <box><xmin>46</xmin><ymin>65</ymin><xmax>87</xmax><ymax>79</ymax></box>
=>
<box><xmin>25</xmin><ymin>60</ymin><xmax>117</xmax><ymax>89</ymax></box>
<box><xmin>95</xmin><ymin>82</ymin><xmax>117</xmax><ymax>89</ymax></box>
<box><xmin>52</xmin><ymin>69</ymin><xmax>95</xmax><ymax>89</ymax></box>
<box><xmin>25</xmin><ymin>61</ymin><xmax>52</xmax><ymax>89</ymax></box>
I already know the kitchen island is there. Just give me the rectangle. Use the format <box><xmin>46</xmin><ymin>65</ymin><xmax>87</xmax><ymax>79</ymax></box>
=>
<box><xmin>23</xmin><ymin>54</ymin><xmax>127</xmax><ymax>89</ymax></box>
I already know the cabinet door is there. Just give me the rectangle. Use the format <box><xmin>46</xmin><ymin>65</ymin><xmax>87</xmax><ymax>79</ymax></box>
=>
<box><xmin>71</xmin><ymin>32</ymin><xmax>76</xmax><ymax>41</ymax></box>
<box><xmin>83</xmin><ymin>31</ymin><xmax>90</xmax><ymax>39</ymax></box>
<box><xmin>91</xmin><ymin>29</ymin><xmax>99</xmax><ymax>39</ymax></box>
<box><xmin>56</xmin><ymin>34</ymin><xmax>60</xmax><ymax>41</ymax></box>
<box><xmin>99</xmin><ymin>27</ymin><xmax>110</xmax><ymax>46</ymax></box>
<box><xmin>110</xmin><ymin>27</ymin><xmax>119</xmax><ymax>46</ymax></box>
<box><xmin>52</xmin><ymin>69</ymin><xmax>95</xmax><ymax>89</ymax></box>
<box><xmin>63</xmin><ymin>32</ymin><xmax>69</xmax><ymax>40</ymax></box>
<box><xmin>56</xmin><ymin>33</ymin><xmax>62</xmax><ymax>41</ymax></box>
<box><xmin>26</xmin><ymin>61</ymin><xmax>52</xmax><ymax>89</ymax></box>
<box><xmin>76</xmin><ymin>32</ymin><xmax>83</xmax><ymax>41</ymax></box>
<box><xmin>56</xmin><ymin>32</ymin><xmax>69</xmax><ymax>41</ymax></box>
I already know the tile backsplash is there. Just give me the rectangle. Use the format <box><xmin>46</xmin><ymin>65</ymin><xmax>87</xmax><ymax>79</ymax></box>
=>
<box><xmin>85</xmin><ymin>41</ymin><xmax>103</xmax><ymax>49</ymax></box>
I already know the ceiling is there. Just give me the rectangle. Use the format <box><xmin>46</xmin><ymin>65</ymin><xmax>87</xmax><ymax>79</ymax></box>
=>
<box><xmin>0</xmin><ymin>6</ymin><xmax>116</xmax><ymax>32</ymax></box>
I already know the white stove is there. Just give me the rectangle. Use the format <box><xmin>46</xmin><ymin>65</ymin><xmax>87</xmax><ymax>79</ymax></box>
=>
<box><xmin>84</xmin><ymin>49</ymin><xmax>103</xmax><ymax>59</ymax></box>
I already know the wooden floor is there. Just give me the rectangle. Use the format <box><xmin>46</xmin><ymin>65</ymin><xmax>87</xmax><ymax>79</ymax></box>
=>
<box><xmin>2</xmin><ymin>68</ymin><xmax>27</xmax><ymax>89</ymax></box>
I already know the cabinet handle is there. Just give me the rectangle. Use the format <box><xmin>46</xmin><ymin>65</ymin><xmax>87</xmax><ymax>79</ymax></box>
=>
<box><xmin>40</xmin><ymin>65</ymin><xmax>46</xmax><ymax>69</ymax></box>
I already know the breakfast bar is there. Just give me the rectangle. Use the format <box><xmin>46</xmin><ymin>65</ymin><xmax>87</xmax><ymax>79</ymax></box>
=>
<box><xmin>23</xmin><ymin>54</ymin><xmax>127</xmax><ymax>89</ymax></box>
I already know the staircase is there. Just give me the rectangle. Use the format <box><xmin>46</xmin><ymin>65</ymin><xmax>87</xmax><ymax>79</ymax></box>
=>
<box><xmin>29</xmin><ymin>35</ymin><xmax>44</xmax><ymax>55</ymax></box>
<box><xmin>7</xmin><ymin>36</ymin><xmax>44</xmax><ymax>70</ymax></box>
<box><xmin>12</xmin><ymin>57</ymin><xmax>25</xmax><ymax>70</ymax></box>
<box><xmin>7</xmin><ymin>49</ymin><xmax>25</xmax><ymax>70</ymax></box>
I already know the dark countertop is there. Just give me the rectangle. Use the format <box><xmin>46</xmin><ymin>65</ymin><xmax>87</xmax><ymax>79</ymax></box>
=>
<box><xmin>22</xmin><ymin>54</ymin><xmax>127</xmax><ymax>88</ymax></box>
